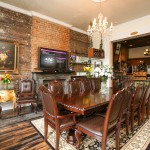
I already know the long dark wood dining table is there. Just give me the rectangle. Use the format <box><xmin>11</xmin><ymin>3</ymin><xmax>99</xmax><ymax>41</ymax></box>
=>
<box><xmin>57</xmin><ymin>88</ymin><xmax>113</xmax><ymax>115</ymax></box>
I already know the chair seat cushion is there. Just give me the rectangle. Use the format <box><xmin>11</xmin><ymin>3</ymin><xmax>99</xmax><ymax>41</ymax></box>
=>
<box><xmin>60</xmin><ymin>117</ymin><xmax>75</xmax><ymax>129</ymax></box>
<box><xmin>47</xmin><ymin>116</ymin><xmax>75</xmax><ymax>130</ymax></box>
<box><xmin>76</xmin><ymin>115</ymin><xmax>104</xmax><ymax>136</ymax></box>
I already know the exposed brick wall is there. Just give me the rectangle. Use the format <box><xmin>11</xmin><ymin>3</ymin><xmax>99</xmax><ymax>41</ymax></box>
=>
<box><xmin>0</xmin><ymin>7</ymin><xmax>88</xmax><ymax>77</ymax></box>
<box><xmin>70</xmin><ymin>30</ymin><xmax>89</xmax><ymax>72</ymax></box>
<box><xmin>31</xmin><ymin>16</ymin><xmax>70</xmax><ymax>71</ymax></box>
<box><xmin>0</xmin><ymin>7</ymin><xmax>32</xmax><ymax>79</ymax></box>
<box><xmin>70</xmin><ymin>30</ymin><xmax>89</xmax><ymax>56</ymax></box>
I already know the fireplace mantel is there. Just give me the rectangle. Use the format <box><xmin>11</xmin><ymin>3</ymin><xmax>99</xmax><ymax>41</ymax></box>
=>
<box><xmin>32</xmin><ymin>72</ymin><xmax>72</xmax><ymax>94</ymax></box>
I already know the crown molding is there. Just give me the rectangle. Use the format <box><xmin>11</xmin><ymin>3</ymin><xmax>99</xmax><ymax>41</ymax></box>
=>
<box><xmin>31</xmin><ymin>11</ymin><xmax>72</xmax><ymax>28</ymax></box>
<box><xmin>0</xmin><ymin>2</ymin><xmax>87</xmax><ymax>34</ymax></box>
<box><xmin>0</xmin><ymin>1</ymin><xmax>31</xmax><ymax>16</ymax></box>
<box><xmin>70</xmin><ymin>27</ymin><xmax>87</xmax><ymax>35</ymax></box>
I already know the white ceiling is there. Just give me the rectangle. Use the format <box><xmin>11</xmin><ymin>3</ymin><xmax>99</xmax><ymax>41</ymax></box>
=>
<box><xmin>0</xmin><ymin>0</ymin><xmax>150</xmax><ymax>32</ymax></box>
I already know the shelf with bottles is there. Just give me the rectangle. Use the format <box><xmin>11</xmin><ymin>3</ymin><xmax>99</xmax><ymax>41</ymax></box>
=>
<box><xmin>69</xmin><ymin>55</ymin><xmax>91</xmax><ymax>72</ymax></box>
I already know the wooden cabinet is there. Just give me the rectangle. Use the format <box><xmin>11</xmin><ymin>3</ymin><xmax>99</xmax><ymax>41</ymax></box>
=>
<box><xmin>88</xmin><ymin>48</ymin><xmax>104</xmax><ymax>58</ymax></box>
<box><xmin>0</xmin><ymin>90</ymin><xmax>16</xmax><ymax>111</ymax></box>
<box><xmin>133</xmin><ymin>72</ymin><xmax>147</xmax><ymax>80</ymax></box>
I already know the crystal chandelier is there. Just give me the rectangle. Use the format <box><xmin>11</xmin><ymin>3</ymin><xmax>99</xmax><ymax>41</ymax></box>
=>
<box><xmin>87</xmin><ymin>1</ymin><xmax>113</xmax><ymax>49</ymax></box>
<box><xmin>87</xmin><ymin>13</ymin><xmax>113</xmax><ymax>38</ymax></box>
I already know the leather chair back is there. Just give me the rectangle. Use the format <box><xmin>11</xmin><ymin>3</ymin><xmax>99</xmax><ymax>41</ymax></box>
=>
<box><xmin>48</xmin><ymin>80</ymin><xmax>64</xmax><ymax>100</ymax></box>
<box><xmin>132</xmin><ymin>84</ymin><xmax>143</xmax><ymax>106</ymax></box>
<box><xmin>79</xmin><ymin>78</ymin><xmax>91</xmax><ymax>94</ymax></box>
<box><xmin>18</xmin><ymin>79</ymin><xmax>35</xmax><ymax>98</ymax></box>
<box><xmin>105</xmin><ymin>89</ymin><xmax>125</xmax><ymax>129</ymax></box>
<box><xmin>122</xmin><ymin>87</ymin><xmax>132</xmax><ymax>114</ymax></box>
<box><xmin>90</xmin><ymin>78</ymin><xmax>101</xmax><ymax>92</ymax></box>
<box><xmin>39</xmin><ymin>85</ymin><xmax>58</xmax><ymax>118</ymax></box>
<box><xmin>68</xmin><ymin>79</ymin><xmax>81</xmax><ymax>96</ymax></box>
<box><xmin>122</xmin><ymin>79</ymin><xmax>134</xmax><ymax>88</ymax></box>
<box><xmin>141</xmin><ymin>84</ymin><xmax>150</xmax><ymax>105</ymax></box>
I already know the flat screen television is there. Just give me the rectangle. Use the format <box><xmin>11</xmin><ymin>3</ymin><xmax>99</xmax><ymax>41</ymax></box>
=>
<box><xmin>38</xmin><ymin>47</ymin><xmax>68</xmax><ymax>72</ymax></box>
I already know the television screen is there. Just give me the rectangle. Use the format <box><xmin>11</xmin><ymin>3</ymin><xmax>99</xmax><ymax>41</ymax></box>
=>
<box><xmin>39</xmin><ymin>47</ymin><xmax>68</xmax><ymax>70</ymax></box>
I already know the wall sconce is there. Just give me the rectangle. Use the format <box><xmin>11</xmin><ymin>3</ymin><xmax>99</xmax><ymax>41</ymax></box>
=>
<box><xmin>144</xmin><ymin>48</ymin><xmax>150</xmax><ymax>56</ymax></box>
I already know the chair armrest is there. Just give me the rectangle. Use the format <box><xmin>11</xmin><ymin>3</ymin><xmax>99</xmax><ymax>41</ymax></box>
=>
<box><xmin>57</xmin><ymin>112</ymin><xmax>76</xmax><ymax>123</ymax></box>
<box><xmin>57</xmin><ymin>112</ymin><xmax>76</xmax><ymax>119</ymax></box>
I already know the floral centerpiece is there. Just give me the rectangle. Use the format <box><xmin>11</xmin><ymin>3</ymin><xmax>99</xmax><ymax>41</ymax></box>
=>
<box><xmin>83</xmin><ymin>65</ymin><xmax>92</xmax><ymax>78</ymax></box>
<box><xmin>0</xmin><ymin>70</ymin><xmax>12</xmax><ymax>89</ymax></box>
<box><xmin>94</xmin><ymin>65</ymin><xmax>113</xmax><ymax>82</ymax></box>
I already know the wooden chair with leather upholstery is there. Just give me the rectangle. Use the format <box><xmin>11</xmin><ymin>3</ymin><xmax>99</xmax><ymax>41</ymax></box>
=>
<box><xmin>39</xmin><ymin>85</ymin><xmax>76</xmax><ymax>150</ymax></box>
<box><xmin>141</xmin><ymin>84</ymin><xmax>150</xmax><ymax>122</ymax></box>
<box><xmin>79</xmin><ymin>78</ymin><xmax>91</xmax><ymax>94</ymax></box>
<box><xmin>89</xmin><ymin>78</ymin><xmax>101</xmax><ymax>93</ymax></box>
<box><xmin>68</xmin><ymin>79</ymin><xmax>81</xmax><ymax>96</ymax></box>
<box><xmin>48</xmin><ymin>80</ymin><xmax>71</xmax><ymax>114</ymax></box>
<box><xmin>75</xmin><ymin>89</ymin><xmax>125</xmax><ymax>150</ymax></box>
<box><xmin>130</xmin><ymin>84</ymin><xmax>143</xmax><ymax>132</ymax></box>
<box><xmin>121</xmin><ymin>86</ymin><xmax>133</xmax><ymax>135</ymax></box>
<box><xmin>15</xmin><ymin>79</ymin><xmax>38</xmax><ymax>116</ymax></box>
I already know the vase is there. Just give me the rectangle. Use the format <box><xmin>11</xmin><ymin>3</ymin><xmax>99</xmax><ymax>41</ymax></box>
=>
<box><xmin>101</xmin><ymin>80</ymin><xmax>107</xmax><ymax>93</ymax></box>
<box><xmin>86</xmin><ymin>72</ymin><xmax>91</xmax><ymax>78</ymax></box>
<box><xmin>4</xmin><ymin>83</ymin><xmax>8</xmax><ymax>90</ymax></box>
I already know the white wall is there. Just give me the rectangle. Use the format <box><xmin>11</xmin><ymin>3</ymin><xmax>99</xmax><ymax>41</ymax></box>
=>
<box><xmin>111</xmin><ymin>15</ymin><xmax>150</xmax><ymax>41</ymax></box>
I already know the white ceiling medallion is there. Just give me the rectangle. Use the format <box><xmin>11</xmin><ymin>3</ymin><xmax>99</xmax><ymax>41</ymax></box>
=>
<box><xmin>92</xmin><ymin>0</ymin><xmax>105</xmax><ymax>2</ymax></box>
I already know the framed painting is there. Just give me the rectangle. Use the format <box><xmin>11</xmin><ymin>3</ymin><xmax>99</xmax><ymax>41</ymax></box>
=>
<box><xmin>0</xmin><ymin>41</ymin><xmax>19</xmax><ymax>72</ymax></box>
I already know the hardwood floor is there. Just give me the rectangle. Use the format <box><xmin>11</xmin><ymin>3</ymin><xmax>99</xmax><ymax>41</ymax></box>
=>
<box><xmin>0</xmin><ymin>106</ymin><xmax>53</xmax><ymax>150</ymax></box>
<box><xmin>0</xmin><ymin>121</ymin><xmax>52</xmax><ymax>150</ymax></box>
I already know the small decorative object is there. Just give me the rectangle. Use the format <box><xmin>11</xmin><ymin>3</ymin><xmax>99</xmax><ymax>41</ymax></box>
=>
<box><xmin>83</xmin><ymin>65</ymin><xmax>92</xmax><ymax>78</ymax></box>
<box><xmin>94</xmin><ymin>64</ymin><xmax>113</xmax><ymax>90</ymax></box>
<box><xmin>0</xmin><ymin>70</ymin><xmax>12</xmax><ymax>90</ymax></box>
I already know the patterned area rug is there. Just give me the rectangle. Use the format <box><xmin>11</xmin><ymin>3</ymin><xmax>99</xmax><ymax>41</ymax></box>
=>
<box><xmin>31</xmin><ymin>118</ymin><xmax>150</xmax><ymax>150</ymax></box>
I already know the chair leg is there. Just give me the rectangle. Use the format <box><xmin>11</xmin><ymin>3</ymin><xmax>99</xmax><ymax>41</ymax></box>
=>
<box><xmin>125</xmin><ymin>113</ymin><xmax>129</xmax><ymax>135</ymax></box>
<box><xmin>32</xmin><ymin>103</ymin><xmax>37</xmax><ymax>113</ymax></box>
<box><xmin>16</xmin><ymin>104</ymin><xmax>20</xmax><ymax>116</ymax></box>
<box><xmin>0</xmin><ymin>106</ymin><xmax>2</xmax><ymax>118</ymax></box>
<box><xmin>131</xmin><ymin>109</ymin><xmax>134</xmax><ymax>132</ymax></box>
<box><xmin>141</xmin><ymin>105</ymin><xmax>145</xmax><ymax>122</ymax></box>
<box><xmin>146</xmin><ymin>104</ymin><xmax>149</xmax><ymax>119</ymax></box>
<box><xmin>56</xmin><ymin>127</ymin><xmax>60</xmax><ymax>150</ymax></box>
<box><xmin>44</xmin><ymin>119</ymin><xmax>48</xmax><ymax>141</ymax></box>
<box><xmin>102</xmin><ymin>132</ymin><xmax>107</xmax><ymax>150</ymax></box>
<box><xmin>75</xmin><ymin>129</ymin><xmax>82</xmax><ymax>148</ymax></box>
<box><xmin>138</xmin><ymin>108</ymin><xmax>141</xmax><ymax>126</ymax></box>
<box><xmin>116</xmin><ymin>124</ymin><xmax>121</xmax><ymax>150</ymax></box>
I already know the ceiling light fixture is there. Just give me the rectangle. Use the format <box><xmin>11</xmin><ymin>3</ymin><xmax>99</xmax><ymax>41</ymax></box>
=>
<box><xmin>144</xmin><ymin>48</ymin><xmax>150</xmax><ymax>56</ymax></box>
<box><xmin>87</xmin><ymin>0</ymin><xmax>113</xmax><ymax>49</ymax></box>
<box><xmin>92</xmin><ymin>0</ymin><xmax>105</xmax><ymax>2</ymax></box>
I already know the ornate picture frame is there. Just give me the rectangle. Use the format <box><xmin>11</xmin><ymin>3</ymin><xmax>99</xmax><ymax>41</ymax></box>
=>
<box><xmin>0</xmin><ymin>41</ymin><xmax>19</xmax><ymax>72</ymax></box>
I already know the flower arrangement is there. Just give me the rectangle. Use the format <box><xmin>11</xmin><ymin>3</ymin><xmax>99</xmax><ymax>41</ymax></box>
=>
<box><xmin>0</xmin><ymin>71</ymin><xmax>11</xmax><ymax>89</ymax></box>
<box><xmin>83</xmin><ymin>65</ymin><xmax>92</xmax><ymax>78</ymax></box>
<box><xmin>94</xmin><ymin>65</ymin><xmax>113</xmax><ymax>82</ymax></box>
